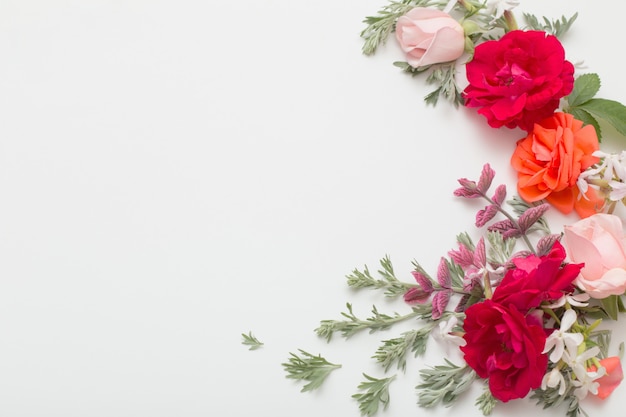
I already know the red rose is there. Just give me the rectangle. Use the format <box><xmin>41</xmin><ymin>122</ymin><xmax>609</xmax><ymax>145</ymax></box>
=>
<box><xmin>461</xmin><ymin>300</ymin><xmax>548</xmax><ymax>402</ymax></box>
<box><xmin>463</xmin><ymin>30</ymin><xmax>574</xmax><ymax>132</ymax></box>
<box><xmin>491</xmin><ymin>241</ymin><xmax>582</xmax><ymax>311</ymax></box>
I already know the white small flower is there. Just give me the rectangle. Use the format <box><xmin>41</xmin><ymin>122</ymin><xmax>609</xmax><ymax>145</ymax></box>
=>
<box><xmin>577</xmin><ymin>150</ymin><xmax>626</xmax><ymax>202</ymax></box>
<box><xmin>485</xmin><ymin>0</ymin><xmax>520</xmax><ymax>21</ymax></box>
<box><xmin>577</xmin><ymin>175</ymin><xmax>590</xmax><ymax>196</ymax></box>
<box><xmin>543</xmin><ymin>309</ymin><xmax>584</xmax><ymax>362</ymax></box>
<box><xmin>572</xmin><ymin>367</ymin><xmax>606</xmax><ymax>400</ymax></box>
<box><xmin>577</xmin><ymin>164</ymin><xmax>603</xmax><ymax>200</ymax></box>
<box><xmin>613</xmin><ymin>151</ymin><xmax>626</xmax><ymax>179</ymax></box>
<box><xmin>562</xmin><ymin>344</ymin><xmax>601</xmax><ymax>382</ymax></box>
<box><xmin>466</xmin><ymin>264</ymin><xmax>506</xmax><ymax>289</ymax></box>
<box><xmin>541</xmin><ymin>368</ymin><xmax>567</xmax><ymax>395</ymax></box>
<box><xmin>544</xmin><ymin>293</ymin><xmax>590</xmax><ymax>309</ymax></box>
<box><xmin>608</xmin><ymin>180</ymin><xmax>626</xmax><ymax>201</ymax></box>
<box><xmin>561</xmin><ymin>343</ymin><xmax>606</xmax><ymax>400</ymax></box>
<box><xmin>486</xmin><ymin>264</ymin><xmax>506</xmax><ymax>286</ymax></box>
<box><xmin>432</xmin><ymin>316</ymin><xmax>466</xmax><ymax>350</ymax></box>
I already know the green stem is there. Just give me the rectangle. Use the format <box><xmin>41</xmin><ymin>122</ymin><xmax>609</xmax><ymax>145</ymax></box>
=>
<box><xmin>363</xmin><ymin>310</ymin><xmax>422</xmax><ymax>328</ymax></box>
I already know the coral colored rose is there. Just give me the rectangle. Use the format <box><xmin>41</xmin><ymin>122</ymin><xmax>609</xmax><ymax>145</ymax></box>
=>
<box><xmin>491</xmin><ymin>241</ymin><xmax>582</xmax><ymax>311</ymax></box>
<box><xmin>563</xmin><ymin>213</ymin><xmax>626</xmax><ymax>298</ymax></box>
<box><xmin>395</xmin><ymin>8</ymin><xmax>465</xmax><ymax>68</ymax></box>
<box><xmin>510</xmin><ymin>112</ymin><xmax>604</xmax><ymax>218</ymax></box>
<box><xmin>589</xmin><ymin>357</ymin><xmax>624</xmax><ymax>399</ymax></box>
<box><xmin>461</xmin><ymin>300</ymin><xmax>548</xmax><ymax>402</ymax></box>
<box><xmin>463</xmin><ymin>30</ymin><xmax>574</xmax><ymax>131</ymax></box>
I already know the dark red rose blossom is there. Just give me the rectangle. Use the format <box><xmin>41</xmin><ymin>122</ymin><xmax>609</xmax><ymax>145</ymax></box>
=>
<box><xmin>463</xmin><ymin>30</ymin><xmax>575</xmax><ymax>132</ymax></box>
<box><xmin>461</xmin><ymin>300</ymin><xmax>548</xmax><ymax>402</ymax></box>
<box><xmin>491</xmin><ymin>241</ymin><xmax>582</xmax><ymax>312</ymax></box>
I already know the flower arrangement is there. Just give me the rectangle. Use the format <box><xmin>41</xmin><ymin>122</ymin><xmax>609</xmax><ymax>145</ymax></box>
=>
<box><xmin>244</xmin><ymin>1</ymin><xmax>626</xmax><ymax>416</ymax></box>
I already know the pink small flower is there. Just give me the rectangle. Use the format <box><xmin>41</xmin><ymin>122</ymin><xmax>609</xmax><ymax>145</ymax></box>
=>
<box><xmin>395</xmin><ymin>8</ymin><xmax>465</xmax><ymax>68</ymax></box>
<box><xmin>403</xmin><ymin>287</ymin><xmax>432</xmax><ymax>304</ymax></box>
<box><xmin>404</xmin><ymin>270</ymin><xmax>434</xmax><ymax>304</ymax></box>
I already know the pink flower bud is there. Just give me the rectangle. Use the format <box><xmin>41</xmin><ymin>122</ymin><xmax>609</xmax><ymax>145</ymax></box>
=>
<box><xmin>395</xmin><ymin>8</ymin><xmax>465</xmax><ymax>68</ymax></box>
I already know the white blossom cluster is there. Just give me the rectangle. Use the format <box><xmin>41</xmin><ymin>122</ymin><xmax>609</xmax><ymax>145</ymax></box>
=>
<box><xmin>578</xmin><ymin>150</ymin><xmax>626</xmax><ymax>203</ymax></box>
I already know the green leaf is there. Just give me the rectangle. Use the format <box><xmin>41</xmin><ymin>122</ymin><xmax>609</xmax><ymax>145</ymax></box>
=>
<box><xmin>589</xmin><ymin>329</ymin><xmax>612</xmax><ymax>358</ymax></box>
<box><xmin>424</xmin><ymin>64</ymin><xmax>464</xmax><ymax>107</ymax></box>
<box><xmin>315</xmin><ymin>303</ymin><xmax>421</xmax><ymax>342</ymax></box>
<box><xmin>475</xmin><ymin>386</ymin><xmax>497</xmax><ymax>415</ymax></box>
<box><xmin>522</xmin><ymin>12</ymin><xmax>578</xmax><ymax>38</ymax></box>
<box><xmin>393</xmin><ymin>61</ymin><xmax>428</xmax><ymax>75</ymax></box>
<box><xmin>601</xmin><ymin>295</ymin><xmax>620</xmax><ymax>321</ymax></box>
<box><xmin>373</xmin><ymin>325</ymin><xmax>436</xmax><ymax>371</ymax></box>
<box><xmin>360</xmin><ymin>1</ymin><xmax>423</xmax><ymax>55</ymax></box>
<box><xmin>352</xmin><ymin>373</ymin><xmax>396</xmax><ymax>416</ymax></box>
<box><xmin>424</xmin><ymin>87</ymin><xmax>443</xmax><ymax>106</ymax></box>
<box><xmin>345</xmin><ymin>255</ymin><xmax>415</xmax><ymax>298</ymax></box>
<box><xmin>282</xmin><ymin>349</ymin><xmax>341</xmax><ymax>392</ymax></box>
<box><xmin>567</xmin><ymin>107</ymin><xmax>601</xmax><ymax>140</ymax></box>
<box><xmin>241</xmin><ymin>331</ymin><xmax>264</xmax><ymax>350</ymax></box>
<box><xmin>567</xmin><ymin>73</ymin><xmax>600</xmax><ymax>107</ymax></box>
<box><xmin>417</xmin><ymin>360</ymin><xmax>476</xmax><ymax>408</ymax></box>
<box><xmin>576</xmin><ymin>98</ymin><xmax>626</xmax><ymax>138</ymax></box>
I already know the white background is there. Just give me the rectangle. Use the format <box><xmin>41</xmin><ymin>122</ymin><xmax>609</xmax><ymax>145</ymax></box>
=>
<box><xmin>0</xmin><ymin>0</ymin><xmax>624</xmax><ymax>416</ymax></box>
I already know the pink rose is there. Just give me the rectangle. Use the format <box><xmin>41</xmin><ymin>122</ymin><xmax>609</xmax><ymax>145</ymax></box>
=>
<box><xmin>563</xmin><ymin>214</ymin><xmax>626</xmax><ymax>299</ymax></box>
<box><xmin>395</xmin><ymin>8</ymin><xmax>465</xmax><ymax>68</ymax></box>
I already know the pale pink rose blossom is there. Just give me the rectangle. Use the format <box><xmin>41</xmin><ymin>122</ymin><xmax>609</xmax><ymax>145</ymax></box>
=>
<box><xmin>395</xmin><ymin>8</ymin><xmax>465</xmax><ymax>68</ymax></box>
<box><xmin>563</xmin><ymin>213</ymin><xmax>626</xmax><ymax>299</ymax></box>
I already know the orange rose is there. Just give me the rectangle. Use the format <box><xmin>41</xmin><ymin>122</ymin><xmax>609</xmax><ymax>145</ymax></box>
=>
<box><xmin>510</xmin><ymin>112</ymin><xmax>603</xmax><ymax>218</ymax></box>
